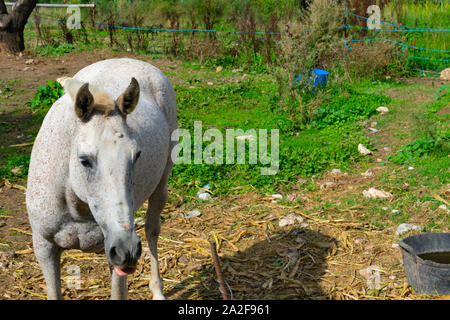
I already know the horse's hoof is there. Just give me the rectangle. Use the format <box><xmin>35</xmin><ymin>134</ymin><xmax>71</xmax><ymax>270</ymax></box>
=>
<box><xmin>152</xmin><ymin>293</ymin><xmax>166</xmax><ymax>300</ymax></box>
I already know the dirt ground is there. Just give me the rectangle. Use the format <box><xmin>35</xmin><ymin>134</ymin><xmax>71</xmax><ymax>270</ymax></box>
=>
<box><xmin>0</xmin><ymin>50</ymin><xmax>448</xmax><ymax>300</ymax></box>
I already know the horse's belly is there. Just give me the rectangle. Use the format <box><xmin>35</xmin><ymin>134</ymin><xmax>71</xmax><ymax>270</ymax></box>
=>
<box><xmin>54</xmin><ymin>221</ymin><xmax>104</xmax><ymax>252</ymax></box>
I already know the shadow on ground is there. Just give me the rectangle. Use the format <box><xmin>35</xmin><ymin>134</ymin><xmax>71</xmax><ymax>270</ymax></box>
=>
<box><xmin>165</xmin><ymin>227</ymin><xmax>335</xmax><ymax>300</ymax></box>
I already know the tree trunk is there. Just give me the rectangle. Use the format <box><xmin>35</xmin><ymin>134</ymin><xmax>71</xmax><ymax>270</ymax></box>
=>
<box><xmin>0</xmin><ymin>28</ymin><xmax>25</xmax><ymax>52</ymax></box>
<box><xmin>0</xmin><ymin>0</ymin><xmax>38</xmax><ymax>53</ymax></box>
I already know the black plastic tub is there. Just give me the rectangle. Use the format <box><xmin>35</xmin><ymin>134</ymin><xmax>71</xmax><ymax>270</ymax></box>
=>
<box><xmin>399</xmin><ymin>232</ymin><xmax>450</xmax><ymax>295</ymax></box>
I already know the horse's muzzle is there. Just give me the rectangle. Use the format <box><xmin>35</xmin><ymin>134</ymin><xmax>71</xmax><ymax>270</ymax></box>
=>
<box><xmin>105</xmin><ymin>232</ymin><xmax>142</xmax><ymax>275</ymax></box>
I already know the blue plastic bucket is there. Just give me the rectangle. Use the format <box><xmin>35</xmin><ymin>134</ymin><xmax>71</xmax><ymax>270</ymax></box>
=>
<box><xmin>312</xmin><ymin>68</ymin><xmax>329</xmax><ymax>87</ymax></box>
<box><xmin>294</xmin><ymin>68</ymin><xmax>329</xmax><ymax>88</ymax></box>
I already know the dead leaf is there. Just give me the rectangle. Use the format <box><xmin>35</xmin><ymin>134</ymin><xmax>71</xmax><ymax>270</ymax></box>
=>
<box><xmin>15</xmin><ymin>248</ymin><xmax>33</xmax><ymax>255</ymax></box>
<box><xmin>10</xmin><ymin>166</ymin><xmax>23</xmax><ymax>175</ymax></box>
<box><xmin>8</xmin><ymin>142</ymin><xmax>34</xmax><ymax>148</ymax></box>
<box><xmin>9</xmin><ymin>227</ymin><xmax>32</xmax><ymax>236</ymax></box>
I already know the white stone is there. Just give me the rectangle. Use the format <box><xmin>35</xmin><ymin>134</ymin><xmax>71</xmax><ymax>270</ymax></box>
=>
<box><xmin>376</xmin><ymin>106</ymin><xmax>389</xmax><ymax>114</ymax></box>
<box><xmin>295</xmin><ymin>236</ymin><xmax>306</xmax><ymax>244</ymax></box>
<box><xmin>184</xmin><ymin>210</ymin><xmax>202</xmax><ymax>219</ymax></box>
<box><xmin>197</xmin><ymin>192</ymin><xmax>212</xmax><ymax>200</ymax></box>
<box><xmin>320</xmin><ymin>181</ymin><xmax>335</xmax><ymax>189</ymax></box>
<box><xmin>279</xmin><ymin>214</ymin><xmax>304</xmax><ymax>227</ymax></box>
<box><xmin>358</xmin><ymin>144</ymin><xmax>372</xmax><ymax>155</ymax></box>
<box><xmin>361</xmin><ymin>169</ymin><xmax>374</xmax><ymax>177</ymax></box>
<box><xmin>236</xmin><ymin>134</ymin><xmax>256</xmax><ymax>141</ymax></box>
<box><xmin>395</xmin><ymin>223</ymin><xmax>422</xmax><ymax>236</ymax></box>
<box><xmin>363</xmin><ymin>188</ymin><xmax>393</xmax><ymax>199</ymax></box>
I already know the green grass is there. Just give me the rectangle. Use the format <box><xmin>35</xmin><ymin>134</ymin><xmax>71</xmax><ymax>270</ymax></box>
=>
<box><xmin>0</xmin><ymin>154</ymin><xmax>30</xmax><ymax>181</ymax></box>
<box><xmin>383</xmin><ymin>1</ymin><xmax>450</xmax><ymax>71</ymax></box>
<box><xmin>383</xmin><ymin>82</ymin><xmax>449</xmax><ymax>186</ymax></box>
<box><xmin>169</xmin><ymin>67</ymin><xmax>391</xmax><ymax>197</ymax></box>
<box><xmin>28</xmin><ymin>80</ymin><xmax>64</xmax><ymax>111</ymax></box>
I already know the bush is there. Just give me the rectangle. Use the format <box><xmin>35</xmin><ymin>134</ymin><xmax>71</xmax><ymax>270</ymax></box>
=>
<box><xmin>387</xmin><ymin>134</ymin><xmax>448</xmax><ymax>165</ymax></box>
<box><xmin>311</xmin><ymin>87</ymin><xmax>391</xmax><ymax>128</ymax></box>
<box><xmin>28</xmin><ymin>80</ymin><xmax>64</xmax><ymax>111</ymax></box>
<box><xmin>274</xmin><ymin>0</ymin><xmax>346</xmax><ymax>124</ymax></box>
<box><xmin>340</xmin><ymin>40</ymin><xmax>408</xmax><ymax>80</ymax></box>
<box><xmin>0</xmin><ymin>154</ymin><xmax>30</xmax><ymax>180</ymax></box>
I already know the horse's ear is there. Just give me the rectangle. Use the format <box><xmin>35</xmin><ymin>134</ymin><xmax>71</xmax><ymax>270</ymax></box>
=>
<box><xmin>116</xmin><ymin>77</ymin><xmax>140</xmax><ymax>115</ymax></box>
<box><xmin>74</xmin><ymin>83</ymin><xmax>94</xmax><ymax>120</ymax></box>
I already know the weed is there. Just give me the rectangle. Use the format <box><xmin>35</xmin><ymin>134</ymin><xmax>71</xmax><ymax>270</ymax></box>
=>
<box><xmin>387</xmin><ymin>134</ymin><xmax>448</xmax><ymax>165</ymax></box>
<box><xmin>0</xmin><ymin>154</ymin><xmax>30</xmax><ymax>181</ymax></box>
<box><xmin>28</xmin><ymin>80</ymin><xmax>64</xmax><ymax>111</ymax></box>
<box><xmin>311</xmin><ymin>87</ymin><xmax>391</xmax><ymax>128</ymax></box>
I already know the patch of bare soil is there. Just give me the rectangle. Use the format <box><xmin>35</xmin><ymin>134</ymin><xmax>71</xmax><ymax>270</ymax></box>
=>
<box><xmin>0</xmin><ymin>49</ymin><xmax>182</xmax><ymax>91</ymax></box>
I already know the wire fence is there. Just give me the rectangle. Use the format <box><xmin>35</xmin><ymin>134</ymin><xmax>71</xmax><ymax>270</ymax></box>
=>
<box><xmin>343</xmin><ymin>9</ymin><xmax>449</xmax><ymax>70</ymax></box>
<box><xmin>17</xmin><ymin>3</ymin><xmax>449</xmax><ymax>73</ymax></box>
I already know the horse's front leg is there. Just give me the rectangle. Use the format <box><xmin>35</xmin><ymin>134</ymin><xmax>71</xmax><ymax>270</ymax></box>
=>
<box><xmin>33</xmin><ymin>234</ymin><xmax>63</xmax><ymax>300</ymax></box>
<box><xmin>144</xmin><ymin>178</ymin><xmax>168</xmax><ymax>300</ymax></box>
<box><xmin>110</xmin><ymin>265</ymin><xmax>128</xmax><ymax>300</ymax></box>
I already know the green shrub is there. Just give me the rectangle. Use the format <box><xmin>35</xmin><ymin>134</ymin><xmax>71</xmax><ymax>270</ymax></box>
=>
<box><xmin>387</xmin><ymin>134</ymin><xmax>448</xmax><ymax>165</ymax></box>
<box><xmin>34</xmin><ymin>43</ymin><xmax>76</xmax><ymax>56</ymax></box>
<box><xmin>28</xmin><ymin>80</ymin><xmax>64</xmax><ymax>111</ymax></box>
<box><xmin>311</xmin><ymin>88</ymin><xmax>391</xmax><ymax>128</ymax></box>
<box><xmin>0</xmin><ymin>154</ymin><xmax>31</xmax><ymax>180</ymax></box>
<box><xmin>274</xmin><ymin>0</ymin><xmax>346</xmax><ymax>124</ymax></box>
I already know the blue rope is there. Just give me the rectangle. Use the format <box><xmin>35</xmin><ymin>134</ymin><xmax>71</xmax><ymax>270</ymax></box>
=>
<box><xmin>344</xmin><ymin>10</ymin><xmax>450</xmax><ymax>31</ymax></box>
<box><xmin>343</xmin><ymin>25</ymin><xmax>449</xmax><ymax>32</ymax></box>
<box><xmin>346</xmin><ymin>38</ymin><xmax>450</xmax><ymax>53</ymax></box>
<box><xmin>28</xmin><ymin>19</ymin><xmax>279</xmax><ymax>35</ymax></box>
<box><xmin>343</xmin><ymin>40</ymin><xmax>450</xmax><ymax>63</ymax></box>
<box><xmin>395</xmin><ymin>53</ymin><xmax>450</xmax><ymax>62</ymax></box>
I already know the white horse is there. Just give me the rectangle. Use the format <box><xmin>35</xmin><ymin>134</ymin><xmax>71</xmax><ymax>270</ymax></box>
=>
<box><xmin>26</xmin><ymin>58</ymin><xmax>178</xmax><ymax>300</ymax></box>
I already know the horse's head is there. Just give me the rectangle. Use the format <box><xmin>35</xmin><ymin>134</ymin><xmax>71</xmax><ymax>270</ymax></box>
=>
<box><xmin>66</xmin><ymin>78</ymin><xmax>142</xmax><ymax>276</ymax></box>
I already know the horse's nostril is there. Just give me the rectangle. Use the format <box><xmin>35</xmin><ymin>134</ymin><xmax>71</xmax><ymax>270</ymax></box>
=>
<box><xmin>110</xmin><ymin>246</ymin><xmax>118</xmax><ymax>259</ymax></box>
<box><xmin>109</xmin><ymin>246</ymin><xmax>124</xmax><ymax>265</ymax></box>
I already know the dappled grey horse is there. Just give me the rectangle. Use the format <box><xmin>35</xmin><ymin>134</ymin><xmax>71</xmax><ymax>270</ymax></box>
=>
<box><xmin>26</xmin><ymin>58</ymin><xmax>178</xmax><ymax>300</ymax></box>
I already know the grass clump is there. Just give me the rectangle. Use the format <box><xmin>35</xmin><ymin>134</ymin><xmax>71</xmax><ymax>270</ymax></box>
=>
<box><xmin>387</xmin><ymin>133</ymin><xmax>449</xmax><ymax>165</ymax></box>
<box><xmin>28</xmin><ymin>80</ymin><xmax>64</xmax><ymax>111</ymax></box>
<box><xmin>311</xmin><ymin>87</ymin><xmax>391</xmax><ymax>128</ymax></box>
<box><xmin>0</xmin><ymin>154</ymin><xmax>30</xmax><ymax>181</ymax></box>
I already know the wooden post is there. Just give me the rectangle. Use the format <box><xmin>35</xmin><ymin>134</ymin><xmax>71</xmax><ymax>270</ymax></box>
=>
<box><xmin>210</xmin><ymin>241</ymin><xmax>231</xmax><ymax>300</ymax></box>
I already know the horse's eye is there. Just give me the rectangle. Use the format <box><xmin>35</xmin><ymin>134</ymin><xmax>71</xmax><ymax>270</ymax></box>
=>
<box><xmin>80</xmin><ymin>158</ymin><xmax>92</xmax><ymax>168</ymax></box>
